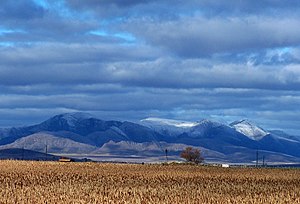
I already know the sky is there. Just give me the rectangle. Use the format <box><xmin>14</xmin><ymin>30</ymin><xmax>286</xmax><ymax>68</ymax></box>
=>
<box><xmin>0</xmin><ymin>0</ymin><xmax>300</xmax><ymax>135</ymax></box>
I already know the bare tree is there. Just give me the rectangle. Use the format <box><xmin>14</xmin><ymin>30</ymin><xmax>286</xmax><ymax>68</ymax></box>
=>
<box><xmin>180</xmin><ymin>147</ymin><xmax>204</xmax><ymax>164</ymax></box>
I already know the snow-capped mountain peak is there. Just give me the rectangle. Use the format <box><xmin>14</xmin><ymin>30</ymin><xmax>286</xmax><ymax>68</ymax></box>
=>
<box><xmin>45</xmin><ymin>112</ymin><xmax>94</xmax><ymax>128</ymax></box>
<box><xmin>230</xmin><ymin>119</ymin><xmax>268</xmax><ymax>140</ymax></box>
<box><xmin>61</xmin><ymin>112</ymin><xmax>93</xmax><ymax>121</ymax></box>
<box><xmin>60</xmin><ymin>112</ymin><xmax>94</xmax><ymax>126</ymax></box>
<box><xmin>197</xmin><ymin>119</ymin><xmax>223</xmax><ymax>127</ymax></box>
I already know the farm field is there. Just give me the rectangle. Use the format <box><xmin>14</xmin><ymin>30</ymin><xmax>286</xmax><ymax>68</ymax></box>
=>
<box><xmin>0</xmin><ymin>160</ymin><xmax>299</xmax><ymax>203</ymax></box>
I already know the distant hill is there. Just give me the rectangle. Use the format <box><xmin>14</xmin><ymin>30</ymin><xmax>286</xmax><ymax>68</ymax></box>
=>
<box><xmin>0</xmin><ymin>148</ymin><xmax>60</xmax><ymax>161</ymax></box>
<box><xmin>0</xmin><ymin>112</ymin><xmax>299</xmax><ymax>163</ymax></box>
<box><xmin>0</xmin><ymin>132</ymin><xmax>98</xmax><ymax>154</ymax></box>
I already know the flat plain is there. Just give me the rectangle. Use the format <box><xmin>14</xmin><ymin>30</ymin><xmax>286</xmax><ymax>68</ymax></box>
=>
<box><xmin>0</xmin><ymin>160</ymin><xmax>299</xmax><ymax>203</ymax></box>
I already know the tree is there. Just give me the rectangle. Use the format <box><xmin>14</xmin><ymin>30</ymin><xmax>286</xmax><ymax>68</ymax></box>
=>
<box><xmin>180</xmin><ymin>147</ymin><xmax>204</xmax><ymax>164</ymax></box>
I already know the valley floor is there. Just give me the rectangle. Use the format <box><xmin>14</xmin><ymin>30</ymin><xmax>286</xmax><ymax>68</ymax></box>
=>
<box><xmin>0</xmin><ymin>160</ymin><xmax>299</xmax><ymax>203</ymax></box>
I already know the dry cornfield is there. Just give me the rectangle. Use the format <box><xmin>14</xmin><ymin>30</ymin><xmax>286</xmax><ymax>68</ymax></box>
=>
<box><xmin>0</xmin><ymin>160</ymin><xmax>299</xmax><ymax>203</ymax></box>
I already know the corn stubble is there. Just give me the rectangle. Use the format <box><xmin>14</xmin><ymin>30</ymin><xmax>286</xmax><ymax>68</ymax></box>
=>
<box><xmin>0</xmin><ymin>160</ymin><xmax>299</xmax><ymax>203</ymax></box>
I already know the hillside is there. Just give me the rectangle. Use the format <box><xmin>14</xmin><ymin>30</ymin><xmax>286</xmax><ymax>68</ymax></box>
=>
<box><xmin>0</xmin><ymin>113</ymin><xmax>299</xmax><ymax>163</ymax></box>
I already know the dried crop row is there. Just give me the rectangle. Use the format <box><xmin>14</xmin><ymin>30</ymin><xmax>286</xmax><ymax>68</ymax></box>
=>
<box><xmin>0</xmin><ymin>160</ymin><xmax>299</xmax><ymax>203</ymax></box>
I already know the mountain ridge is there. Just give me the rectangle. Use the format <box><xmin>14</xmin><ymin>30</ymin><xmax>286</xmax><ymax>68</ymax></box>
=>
<box><xmin>0</xmin><ymin>113</ymin><xmax>299</xmax><ymax>163</ymax></box>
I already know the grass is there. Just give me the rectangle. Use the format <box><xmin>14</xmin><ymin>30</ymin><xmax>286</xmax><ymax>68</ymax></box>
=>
<box><xmin>0</xmin><ymin>160</ymin><xmax>299</xmax><ymax>203</ymax></box>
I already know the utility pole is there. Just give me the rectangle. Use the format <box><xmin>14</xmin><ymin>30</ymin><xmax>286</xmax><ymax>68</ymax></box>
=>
<box><xmin>165</xmin><ymin>149</ymin><xmax>168</xmax><ymax>163</ymax></box>
<box><xmin>262</xmin><ymin>155</ymin><xmax>265</xmax><ymax>167</ymax></box>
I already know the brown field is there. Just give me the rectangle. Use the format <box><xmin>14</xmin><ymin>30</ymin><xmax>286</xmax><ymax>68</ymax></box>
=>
<box><xmin>0</xmin><ymin>160</ymin><xmax>299</xmax><ymax>203</ymax></box>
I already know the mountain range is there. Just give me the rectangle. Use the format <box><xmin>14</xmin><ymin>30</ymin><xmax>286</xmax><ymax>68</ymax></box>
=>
<box><xmin>0</xmin><ymin>112</ymin><xmax>299</xmax><ymax>164</ymax></box>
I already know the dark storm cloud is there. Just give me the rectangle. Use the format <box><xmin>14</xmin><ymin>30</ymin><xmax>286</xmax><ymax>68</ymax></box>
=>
<box><xmin>66</xmin><ymin>0</ymin><xmax>300</xmax><ymax>18</ymax></box>
<box><xmin>0</xmin><ymin>43</ymin><xmax>158</xmax><ymax>66</ymax></box>
<box><xmin>0</xmin><ymin>0</ymin><xmax>299</xmax><ymax>135</ymax></box>
<box><xmin>0</xmin><ymin>0</ymin><xmax>45</xmax><ymax>20</ymax></box>
<box><xmin>67</xmin><ymin>0</ymin><xmax>154</xmax><ymax>8</ymax></box>
<box><xmin>0</xmin><ymin>43</ymin><xmax>299</xmax><ymax>90</ymax></box>
<box><xmin>195</xmin><ymin>0</ymin><xmax>300</xmax><ymax>15</ymax></box>
<box><xmin>65</xmin><ymin>0</ymin><xmax>161</xmax><ymax>18</ymax></box>
<box><xmin>126</xmin><ymin>16</ymin><xmax>300</xmax><ymax>57</ymax></box>
<box><xmin>0</xmin><ymin>87</ymin><xmax>298</xmax><ymax>112</ymax></box>
<box><xmin>0</xmin><ymin>1</ymin><xmax>100</xmax><ymax>45</ymax></box>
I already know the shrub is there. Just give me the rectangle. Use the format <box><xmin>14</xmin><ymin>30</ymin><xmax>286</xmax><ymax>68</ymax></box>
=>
<box><xmin>180</xmin><ymin>147</ymin><xmax>204</xmax><ymax>164</ymax></box>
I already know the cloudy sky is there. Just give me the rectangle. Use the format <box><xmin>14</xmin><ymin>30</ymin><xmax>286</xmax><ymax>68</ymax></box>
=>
<box><xmin>0</xmin><ymin>0</ymin><xmax>300</xmax><ymax>135</ymax></box>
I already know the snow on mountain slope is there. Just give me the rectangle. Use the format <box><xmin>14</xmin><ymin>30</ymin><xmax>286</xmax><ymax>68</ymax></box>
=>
<box><xmin>140</xmin><ymin>117</ymin><xmax>199</xmax><ymax>136</ymax></box>
<box><xmin>59</xmin><ymin>112</ymin><xmax>94</xmax><ymax>126</ymax></box>
<box><xmin>230</xmin><ymin>120</ymin><xmax>268</xmax><ymax>140</ymax></box>
<box><xmin>189</xmin><ymin>119</ymin><xmax>226</xmax><ymax>137</ymax></box>
<box><xmin>141</xmin><ymin>118</ymin><xmax>199</xmax><ymax>128</ymax></box>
